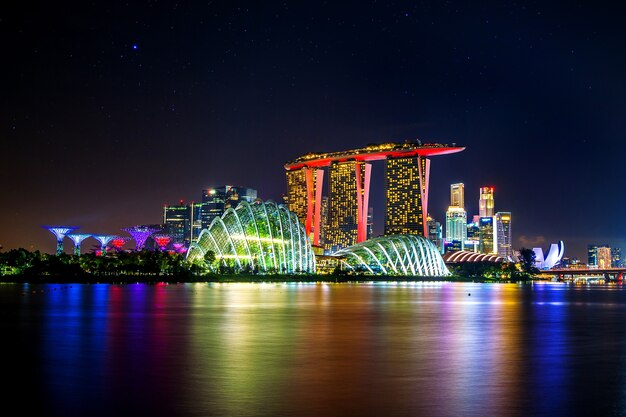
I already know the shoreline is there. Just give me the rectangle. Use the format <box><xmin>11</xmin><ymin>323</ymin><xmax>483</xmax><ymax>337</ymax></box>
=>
<box><xmin>0</xmin><ymin>274</ymin><xmax>538</xmax><ymax>284</ymax></box>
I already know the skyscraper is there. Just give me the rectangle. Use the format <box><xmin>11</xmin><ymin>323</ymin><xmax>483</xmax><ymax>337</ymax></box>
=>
<box><xmin>465</xmin><ymin>220</ymin><xmax>480</xmax><ymax>253</ymax></box>
<box><xmin>450</xmin><ymin>183</ymin><xmax>465</xmax><ymax>208</ymax></box>
<box><xmin>445</xmin><ymin>183</ymin><xmax>467</xmax><ymax>252</ymax></box>
<box><xmin>163</xmin><ymin>201</ymin><xmax>191</xmax><ymax>244</ymax></box>
<box><xmin>286</xmin><ymin>167</ymin><xmax>324</xmax><ymax>245</ymax></box>
<box><xmin>427</xmin><ymin>215</ymin><xmax>444</xmax><ymax>254</ymax></box>
<box><xmin>326</xmin><ymin>161</ymin><xmax>369</xmax><ymax>252</ymax></box>
<box><xmin>445</xmin><ymin>206</ymin><xmax>467</xmax><ymax>250</ymax></box>
<box><xmin>479</xmin><ymin>216</ymin><xmax>496</xmax><ymax>254</ymax></box>
<box><xmin>612</xmin><ymin>247</ymin><xmax>622</xmax><ymax>267</ymax></box>
<box><xmin>587</xmin><ymin>244</ymin><xmax>598</xmax><ymax>267</ymax></box>
<box><xmin>495</xmin><ymin>212</ymin><xmax>512</xmax><ymax>259</ymax></box>
<box><xmin>189</xmin><ymin>202</ymin><xmax>203</xmax><ymax>242</ymax></box>
<box><xmin>367</xmin><ymin>207</ymin><xmax>374</xmax><ymax>240</ymax></box>
<box><xmin>201</xmin><ymin>185</ymin><xmax>257</xmax><ymax>229</ymax></box>
<box><xmin>284</xmin><ymin>142</ymin><xmax>465</xmax><ymax>250</ymax></box>
<box><xmin>479</xmin><ymin>187</ymin><xmax>495</xmax><ymax>217</ymax></box>
<box><xmin>385</xmin><ymin>156</ymin><xmax>429</xmax><ymax>236</ymax></box>
<box><xmin>597</xmin><ymin>246</ymin><xmax>611</xmax><ymax>268</ymax></box>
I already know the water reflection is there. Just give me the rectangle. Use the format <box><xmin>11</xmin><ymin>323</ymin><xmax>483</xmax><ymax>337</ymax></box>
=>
<box><xmin>3</xmin><ymin>282</ymin><xmax>626</xmax><ymax>416</ymax></box>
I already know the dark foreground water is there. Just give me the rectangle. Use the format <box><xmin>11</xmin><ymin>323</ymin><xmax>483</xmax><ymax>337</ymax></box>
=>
<box><xmin>2</xmin><ymin>281</ymin><xmax>626</xmax><ymax>417</ymax></box>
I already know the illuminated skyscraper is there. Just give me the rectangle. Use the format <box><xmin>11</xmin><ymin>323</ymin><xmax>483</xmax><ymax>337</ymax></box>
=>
<box><xmin>201</xmin><ymin>185</ymin><xmax>257</xmax><ymax>229</ymax></box>
<box><xmin>163</xmin><ymin>200</ymin><xmax>191</xmax><ymax>244</ymax></box>
<box><xmin>465</xmin><ymin>221</ymin><xmax>480</xmax><ymax>253</ymax></box>
<box><xmin>450</xmin><ymin>183</ymin><xmax>465</xmax><ymax>208</ymax></box>
<box><xmin>445</xmin><ymin>206</ymin><xmax>467</xmax><ymax>250</ymax></box>
<box><xmin>320</xmin><ymin>196</ymin><xmax>329</xmax><ymax>247</ymax></box>
<box><xmin>479</xmin><ymin>187</ymin><xmax>495</xmax><ymax>217</ymax></box>
<box><xmin>612</xmin><ymin>247</ymin><xmax>622</xmax><ymax>267</ymax></box>
<box><xmin>326</xmin><ymin>160</ymin><xmax>371</xmax><ymax>252</ymax></box>
<box><xmin>427</xmin><ymin>215</ymin><xmax>444</xmax><ymax>254</ymax></box>
<box><xmin>284</xmin><ymin>142</ymin><xmax>465</xmax><ymax>250</ymax></box>
<box><xmin>495</xmin><ymin>212</ymin><xmax>512</xmax><ymax>259</ymax></box>
<box><xmin>385</xmin><ymin>156</ymin><xmax>429</xmax><ymax>236</ymax></box>
<box><xmin>286</xmin><ymin>167</ymin><xmax>325</xmax><ymax>245</ymax></box>
<box><xmin>479</xmin><ymin>217</ymin><xmax>496</xmax><ymax>254</ymax></box>
<box><xmin>367</xmin><ymin>207</ymin><xmax>374</xmax><ymax>240</ymax></box>
<box><xmin>189</xmin><ymin>202</ymin><xmax>203</xmax><ymax>242</ymax></box>
<box><xmin>587</xmin><ymin>244</ymin><xmax>598</xmax><ymax>267</ymax></box>
<box><xmin>597</xmin><ymin>246</ymin><xmax>611</xmax><ymax>268</ymax></box>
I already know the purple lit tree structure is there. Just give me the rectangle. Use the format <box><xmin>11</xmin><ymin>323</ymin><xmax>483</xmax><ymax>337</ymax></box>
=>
<box><xmin>92</xmin><ymin>234</ymin><xmax>116</xmax><ymax>256</ymax></box>
<box><xmin>67</xmin><ymin>233</ymin><xmax>91</xmax><ymax>256</ymax></box>
<box><xmin>152</xmin><ymin>234</ymin><xmax>172</xmax><ymax>251</ymax></box>
<box><xmin>172</xmin><ymin>242</ymin><xmax>187</xmax><ymax>254</ymax></box>
<box><xmin>122</xmin><ymin>226</ymin><xmax>160</xmax><ymax>251</ymax></box>
<box><xmin>43</xmin><ymin>226</ymin><xmax>78</xmax><ymax>255</ymax></box>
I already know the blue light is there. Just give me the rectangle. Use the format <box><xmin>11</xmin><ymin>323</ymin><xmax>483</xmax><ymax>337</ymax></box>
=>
<box><xmin>132</xmin><ymin>44</ymin><xmax>138</xmax><ymax>50</ymax></box>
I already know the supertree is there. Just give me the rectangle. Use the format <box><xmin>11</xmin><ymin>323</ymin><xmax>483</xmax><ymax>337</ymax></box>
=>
<box><xmin>67</xmin><ymin>233</ymin><xmax>92</xmax><ymax>256</ymax></box>
<box><xmin>110</xmin><ymin>236</ymin><xmax>130</xmax><ymax>252</ymax></box>
<box><xmin>122</xmin><ymin>226</ymin><xmax>160</xmax><ymax>251</ymax></box>
<box><xmin>43</xmin><ymin>226</ymin><xmax>79</xmax><ymax>255</ymax></box>
<box><xmin>92</xmin><ymin>234</ymin><xmax>116</xmax><ymax>256</ymax></box>
<box><xmin>152</xmin><ymin>234</ymin><xmax>172</xmax><ymax>251</ymax></box>
<box><xmin>172</xmin><ymin>242</ymin><xmax>187</xmax><ymax>254</ymax></box>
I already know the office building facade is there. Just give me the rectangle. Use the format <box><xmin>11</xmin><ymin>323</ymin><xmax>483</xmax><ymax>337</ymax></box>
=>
<box><xmin>479</xmin><ymin>187</ymin><xmax>495</xmax><ymax>217</ymax></box>
<box><xmin>385</xmin><ymin>156</ymin><xmax>429</xmax><ymax>236</ymax></box>
<box><xmin>445</xmin><ymin>206</ymin><xmax>467</xmax><ymax>251</ymax></box>
<box><xmin>450</xmin><ymin>183</ymin><xmax>465</xmax><ymax>208</ymax></box>
<box><xmin>163</xmin><ymin>201</ymin><xmax>191</xmax><ymax>244</ymax></box>
<box><xmin>201</xmin><ymin>185</ymin><xmax>257</xmax><ymax>230</ymax></box>
<box><xmin>479</xmin><ymin>216</ymin><xmax>496</xmax><ymax>254</ymax></box>
<box><xmin>427</xmin><ymin>215</ymin><xmax>444</xmax><ymax>254</ymax></box>
<box><xmin>495</xmin><ymin>212</ymin><xmax>512</xmax><ymax>259</ymax></box>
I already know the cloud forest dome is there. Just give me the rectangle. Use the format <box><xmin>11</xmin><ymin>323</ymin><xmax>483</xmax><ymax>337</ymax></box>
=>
<box><xmin>332</xmin><ymin>235</ymin><xmax>450</xmax><ymax>276</ymax></box>
<box><xmin>187</xmin><ymin>200</ymin><xmax>315</xmax><ymax>273</ymax></box>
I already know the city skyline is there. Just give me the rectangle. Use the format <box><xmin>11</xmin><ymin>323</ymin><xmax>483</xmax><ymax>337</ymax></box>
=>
<box><xmin>3</xmin><ymin>2</ymin><xmax>626</xmax><ymax>260</ymax></box>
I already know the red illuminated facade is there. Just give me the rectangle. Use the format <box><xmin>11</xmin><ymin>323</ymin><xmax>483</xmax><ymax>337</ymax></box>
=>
<box><xmin>152</xmin><ymin>235</ymin><xmax>172</xmax><ymax>251</ymax></box>
<box><xmin>285</xmin><ymin>141</ymin><xmax>465</xmax><ymax>250</ymax></box>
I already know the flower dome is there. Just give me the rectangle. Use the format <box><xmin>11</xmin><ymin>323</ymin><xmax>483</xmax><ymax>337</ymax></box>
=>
<box><xmin>187</xmin><ymin>200</ymin><xmax>315</xmax><ymax>273</ymax></box>
<box><xmin>332</xmin><ymin>234</ymin><xmax>449</xmax><ymax>276</ymax></box>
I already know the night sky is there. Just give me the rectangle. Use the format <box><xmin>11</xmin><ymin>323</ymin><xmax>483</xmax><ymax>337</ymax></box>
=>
<box><xmin>3</xmin><ymin>1</ymin><xmax>625</xmax><ymax>259</ymax></box>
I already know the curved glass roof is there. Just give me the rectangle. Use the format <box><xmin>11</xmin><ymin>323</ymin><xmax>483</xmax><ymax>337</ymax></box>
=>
<box><xmin>442</xmin><ymin>250</ymin><xmax>506</xmax><ymax>263</ymax></box>
<box><xmin>332</xmin><ymin>234</ymin><xmax>450</xmax><ymax>276</ymax></box>
<box><xmin>187</xmin><ymin>200</ymin><xmax>315</xmax><ymax>274</ymax></box>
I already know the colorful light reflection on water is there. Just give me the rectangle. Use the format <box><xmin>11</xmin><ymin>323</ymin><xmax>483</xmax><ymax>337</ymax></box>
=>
<box><xmin>2</xmin><ymin>282</ymin><xmax>626</xmax><ymax>417</ymax></box>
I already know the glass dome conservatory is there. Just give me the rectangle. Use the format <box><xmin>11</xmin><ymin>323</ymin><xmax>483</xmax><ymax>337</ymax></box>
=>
<box><xmin>186</xmin><ymin>200</ymin><xmax>316</xmax><ymax>273</ymax></box>
<box><xmin>332</xmin><ymin>234</ymin><xmax>450</xmax><ymax>276</ymax></box>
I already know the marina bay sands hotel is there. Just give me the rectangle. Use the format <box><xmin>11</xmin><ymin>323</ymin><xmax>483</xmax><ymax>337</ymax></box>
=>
<box><xmin>285</xmin><ymin>141</ymin><xmax>465</xmax><ymax>253</ymax></box>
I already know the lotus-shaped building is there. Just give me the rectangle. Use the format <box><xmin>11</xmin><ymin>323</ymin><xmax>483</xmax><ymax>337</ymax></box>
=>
<box><xmin>186</xmin><ymin>200</ymin><xmax>316</xmax><ymax>273</ymax></box>
<box><xmin>332</xmin><ymin>234</ymin><xmax>450</xmax><ymax>276</ymax></box>
<box><xmin>533</xmin><ymin>241</ymin><xmax>564</xmax><ymax>270</ymax></box>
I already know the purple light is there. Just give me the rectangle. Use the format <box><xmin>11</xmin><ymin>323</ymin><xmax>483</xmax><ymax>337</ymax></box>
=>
<box><xmin>172</xmin><ymin>242</ymin><xmax>187</xmax><ymax>254</ymax></box>
<box><xmin>122</xmin><ymin>226</ymin><xmax>160</xmax><ymax>251</ymax></box>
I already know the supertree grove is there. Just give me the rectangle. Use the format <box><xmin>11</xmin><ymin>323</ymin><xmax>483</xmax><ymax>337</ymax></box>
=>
<box><xmin>43</xmin><ymin>226</ymin><xmax>78</xmax><ymax>255</ymax></box>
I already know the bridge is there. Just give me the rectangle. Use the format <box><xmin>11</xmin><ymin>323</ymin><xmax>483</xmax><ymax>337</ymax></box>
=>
<box><xmin>538</xmin><ymin>267</ymin><xmax>626</xmax><ymax>283</ymax></box>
